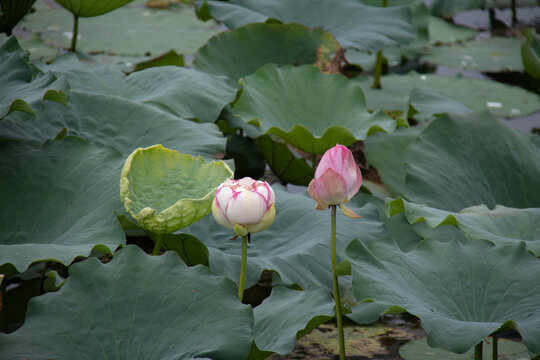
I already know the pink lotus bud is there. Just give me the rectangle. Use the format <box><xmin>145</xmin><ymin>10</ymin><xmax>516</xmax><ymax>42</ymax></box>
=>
<box><xmin>212</xmin><ymin>177</ymin><xmax>276</xmax><ymax>236</ymax></box>
<box><xmin>308</xmin><ymin>144</ymin><xmax>362</xmax><ymax>218</ymax></box>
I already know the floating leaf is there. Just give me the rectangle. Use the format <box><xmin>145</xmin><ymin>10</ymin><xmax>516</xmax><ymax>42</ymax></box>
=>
<box><xmin>193</xmin><ymin>22</ymin><xmax>341</xmax><ymax>82</ymax></box>
<box><xmin>427</xmin><ymin>16</ymin><xmax>476</xmax><ymax>44</ymax></box>
<box><xmin>0</xmin><ymin>246</ymin><xmax>254</xmax><ymax>360</ymax></box>
<box><xmin>355</xmin><ymin>71</ymin><xmax>540</xmax><ymax>117</ymax></box>
<box><xmin>132</xmin><ymin>49</ymin><xmax>184</xmax><ymax>72</ymax></box>
<box><xmin>197</xmin><ymin>0</ymin><xmax>416</xmax><ymax>52</ymax></box>
<box><xmin>0</xmin><ymin>37</ymin><xmax>68</xmax><ymax>119</ymax></box>
<box><xmin>21</xmin><ymin>3</ymin><xmax>222</xmax><ymax>55</ymax></box>
<box><xmin>422</xmin><ymin>37</ymin><xmax>524</xmax><ymax>72</ymax></box>
<box><xmin>348</xmin><ymin>237</ymin><xmax>540</xmax><ymax>354</ymax></box>
<box><xmin>404</xmin><ymin>111</ymin><xmax>540</xmax><ymax>211</ymax></box>
<box><xmin>429</xmin><ymin>0</ymin><xmax>484</xmax><ymax>16</ymax></box>
<box><xmin>0</xmin><ymin>137</ymin><xmax>125</xmax><ymax>272</ymax></box>
<box><xmin>120</xmin><ymin>144</ymin><xmax>234</xmax><ymax>234</ymax></box>
<box><xmin>387</xmin><ymin>197</ymin><xmax>540</xmax><ymax>256</ymax></box>
<box><xmin>521</xmin><ymin>28</ymin><xmax>540</xmax><ymax>79</ymax></box>
<box><xmin>233</xmin><ymin>64</ymin><xmax>401</xmax><ymax>155</ymax></box>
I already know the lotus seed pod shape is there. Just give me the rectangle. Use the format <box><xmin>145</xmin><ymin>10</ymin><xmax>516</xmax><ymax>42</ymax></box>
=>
<box><xmin>212</xmin><ymin>177</ymin><xmax>276</xmax><ymax>236</ymax></box>
<box><xmin>308</xmin><ymin>144</ymin><xmax>362</xmax><ymax>218</ymax></box>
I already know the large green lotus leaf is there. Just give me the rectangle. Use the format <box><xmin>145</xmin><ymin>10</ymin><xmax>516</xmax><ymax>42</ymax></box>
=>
<box><xmin>0</xmin><ymin>137</ymin><xmax>125</xmax><ymax>272</ymax></box>
<box><xmin>429</xmin><ymin>0</ymin><xmax>484</xmax><ymax>16</ymax></box>
<box><xmin>253</xmin><ymin>286</ymin><xmax>335</xmax><ymax>354</ymax></box>
<box><xmin>404</xmin><ymin>111</ymin><xmax>540</xmax><ymax>211</ymax></box>
<box><xmin>0</xmin><ymin>245</ymin><xmax>253</xmax><ymax>360</ymax></box>
<box><xmin>0</xmin><ymin>90</ymin><xmax>227</xmax><ymax>158</ymax></box>
<box><xmin>0</xmin><ymin>0</ymin><xmax>36</xmax><ymax>35</ymax></box>
<box><xmin>233</xmin><ymin>64</ymin><xmax>402</xmax><ymax>155</ymax></box>
<box><xmin>522</xmin><ymin>28</ymin><xmax>540</xmax><ymax>79</ymax></box>
<box><xmin>193</xmin><ymin>22</ymin><xmax>341</xmax><ymax>82</ymax></box>
<box><xmin>347</xmin><ymin>237</ymin><xmax>540</xmax><ymax>354</ymax></box>
<box><xmin>387</xmin><ymin>197</ymin><xmax>540</xmax><ymax>256</ymax></box>
<box><xmin>355</xmin><ymin>71</ymin><xmax>540</xmax><ymax>118</ymax></box>
<box><xmin>422</xmin><ymin>37</ymin><xmax>524</xmax><ymax>72</ymax></box>
<box><xmin>45</xmin><ymin>56</ymin><xmax>236</xmax><ymax>123</ymax></box>
<box><xmin>0</xmin><ymin>36</ymin><xmax>68</xmax><ymax>119</ymax></box>
<box><xmin>55</xmin><ymin>0</ymin><xmax>133</xmax><ymax>17</ymax></box>
<box><xmin>120</xmin><ymin>144</ymin><xmax>233</xmax><ymax>234</ymax></box>
<box><xmin>183</xmin><ymin>185</ymin><xmax>388</xmax><ymax>291</ymax></box>
<box><xmin>400</xmin><ymin>338</ymin><xmax>530</xmax><ymax>360</ymax></box>
<box><xmin>197</xmin><ymin>0</ymin><xmax>415</xmax><ymax>52</ymax></box>
<box><xmin>407</xmin><ymin>86</ymin><xmax>472</xmax><ymax>121</ymax></box>
<box><xmin>363</xmin><ymin>126</ymin><xmax>422</xmax><ymax>197</ymax></box>
<box><xmin>256</xmin><ymin>134</ymin><xmax>314</xmax><ymax>186</ymax></box>
<box><xmin>20</xmin><ymin>3</ymin><xmax>222</xmax><ymax>55</ymax></box>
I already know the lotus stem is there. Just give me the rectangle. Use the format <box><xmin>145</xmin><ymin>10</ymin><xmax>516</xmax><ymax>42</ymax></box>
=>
<box><xmin>151</xmin><ymin>234</ymin><xmax>163</xmax><ymax>256</ymax></box>
<box><xmin>492</xmin><ymin>334</ymin><xmax>498</xmax><ymax>360</ymax></box>
<box><xmin>371</xmin><ymin>0</ymin><xmax>387</xmax><ymax>89</ymax></box>
<box><xmin>474</xmin><ymin>341</ymin><xmax>483</xmax><ymax>360</ymax></box>
<box><xmin>511</xmin><ymin>0</ymin><xmax>517</xmax><ymax>26</ymax></box>
<box><xmin>312</xmin><ymin>154</ymin><xmax>317</xmax><ymax>169</ymax></box>
<box><xmin>238</xmin><ymin>235</ymin><xmax>248</xmax><ymax>301</ymax></box>
<box><xmin>70</xmin><ymin>14</ymin><xmax>79</xmax><ymax>52</ymax></box>
<box><xmin>331</xmin><ymin>205</ymin><xmax>346</xmax><ymax>360</ymax></box>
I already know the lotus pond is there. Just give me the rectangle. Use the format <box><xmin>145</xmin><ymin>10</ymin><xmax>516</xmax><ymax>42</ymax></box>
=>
<box><xmin>1</xmin><ymin>0</ymin><xmax>540</xmax><ymax>359</ymax></box>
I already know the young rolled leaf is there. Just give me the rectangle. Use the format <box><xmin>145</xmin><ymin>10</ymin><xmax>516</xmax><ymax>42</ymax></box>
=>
<box><xmin>233</xmin><ymin>64</ymin><xmax>403</xmax><ymax>155</ymax></box>
<box><xmin>120</xmin><ymin>144</ymin><xmax>234</xmax><ymax>234</ymax></box>
<box><xmin>0</xmin><ymin>245</ymin><xmax>254</xmax><ymax>360</ymax></box>
<box><xmin>521</xmin><ymin>28</ymin><xmax>540</xmax><ymax>79</ymax></box>
<box><xmin>347</xmin><ymin>238</ymin><xmax>540</xmax><ymax>354</ymax></box>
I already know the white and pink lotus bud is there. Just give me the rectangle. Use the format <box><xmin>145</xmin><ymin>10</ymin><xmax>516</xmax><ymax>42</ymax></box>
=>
<box><xmin>212</xmin><ymin>177</ymin><xmax>275</xmax><ymax>236</ymax></box>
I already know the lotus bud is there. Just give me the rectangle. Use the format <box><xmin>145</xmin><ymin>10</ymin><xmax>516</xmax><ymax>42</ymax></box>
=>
<box><xmin>308</xmin><ymin>144</ymin><xmax>362</xmax><ymax>218</ymax></box>
<box><xmin>212</xmin><ymin>177</ymin><xmax>276</xmax><ymax>236</ymax></box>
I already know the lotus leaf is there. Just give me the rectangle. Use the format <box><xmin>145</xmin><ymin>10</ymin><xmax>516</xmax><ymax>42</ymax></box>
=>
<box><xmin>404</xmin><ymin>111</ymin><xmax>540</xmax><ymax>211</ymax></box>
<box><xmin>0</xmin><ymin>245</ymin><xmax>254</xmax><ymax>360</ymax></box>
<box><xmin>120</xmin><ymin>144</ymin><xmax>234</xmax><ymax>234</ymax></box>
<box><xmin>387</xmin><ymin>197</ymin><xmax>540</xmax><ymax>256</ymax></box>
<box><xmin>197</xmin><ymin>0</ymin><xmax>416</xmax><ymax>52</ymax></box>
<box><xmin>348</xmin><ymin>238</ymin><xmax>540</xmax><ymax>354</ymax></box>
<box><xmin>522</xmin><ymin>28</ymin><xmax>540</xmax><ymax>79</ymax></box>
<box><xmin>193</xmin><ymin>22</ymin><xmax>341</xmax><ymax>82</ymax></box>
<box><xmin>355</xmin><ymin>71</ymin><xmax>540</xmax><ymax>117</ymax></box>
<box><xmin>233</xmin><ymin>64</ymin><xmax>402</xmax><ymax>155</ymax></box>
<box><xmin>0</xmin><ymin>36</ymin><xmax>68</xmax><ymax>120</ymax></box>
<box><xmin>0</xmin><ymin>137</ymin><xmax>125</xmax><ymax>272</ymax></box>
<box><xmin>0</xmin><ymin>0</ymin><xmax>36</xmax><ymax>35</ymax></box>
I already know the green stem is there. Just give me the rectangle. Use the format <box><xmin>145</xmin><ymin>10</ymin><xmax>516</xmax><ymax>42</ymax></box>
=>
<box><xmin>238</xmin><ymin>235</ymin><xmax>248</xmax><ymax>301</ymax></box>
<box><xmin>331</xmin><ymin>205</ymin><xmax>345</xmax><ymax>360</ymax></box>
<box><xmin>474</xmin><ymin>341</ymin><xmax>483</xmax><ymax>360</ymax></box>
<box><xmin>151</xmin><ymin>234</ymin><xmax>163</xmax><ymax>256</ymax></box>
<box><xmin>312</xmin><ymin>154</ymin><xmax>317</xmax><ymax>169</ymax></box>
<box><xmin>70</xmin><ymin>14</ymin><xmax>79</xmax><ymax>52</ymax></box>
<box><xmin>371</xmin><ymin>0</ymin><xmax>387</xmax><ymax>89</ymax></box>
<box><xmin>511</xmin><ymin>0</ymin><xmax>517</xmax><ymax>27</ymax></box>
<box><xmin>492</xmin><ymin>334</ymin><xmax>498</xmax><ymax>360</ymax></box>
<box><xmin>1</xmin><ymin>277</ymin><xmax>7</xmax><ymax>333</ymax></box>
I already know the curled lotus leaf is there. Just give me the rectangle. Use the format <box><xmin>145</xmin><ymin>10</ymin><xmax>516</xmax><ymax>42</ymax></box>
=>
<box><xmin>120</xmin><ymin>144</ymin><xmax>234</xmax><ymax>234</ymax></box>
